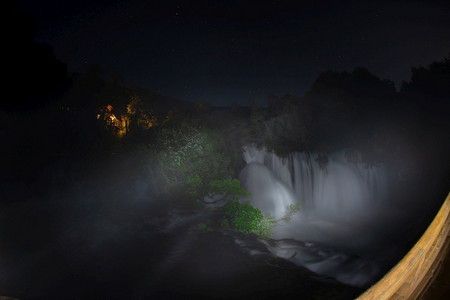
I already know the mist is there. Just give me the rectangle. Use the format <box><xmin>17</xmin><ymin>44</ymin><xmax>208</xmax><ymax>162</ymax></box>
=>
<box><xmin>2</xmin><ymin>4</ymin><xmax>449</xmax><ymax>297</ymax></box>
<box><xmin>239</xmin><ymin>144</ymin><xmax>427</xmax><ymax>287</ymax></box>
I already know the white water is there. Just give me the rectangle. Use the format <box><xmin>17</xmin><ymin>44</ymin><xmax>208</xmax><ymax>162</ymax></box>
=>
<box><xmin>240</xmin><ymin>144</ymin><xmax>392</xmax><ymax>287</ymax></box>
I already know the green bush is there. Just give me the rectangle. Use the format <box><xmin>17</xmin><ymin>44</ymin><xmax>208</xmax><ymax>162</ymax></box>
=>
<box><xmin>187</xmin><ymin>174</ymin><xmax>203</xmax><ymax>197</ymax></box>
<box><xmin>224</xmin><ymin>200</ymin><xmax>273</xmax><ymax>239</ymax></box>
<box><xmin>209</xmin><ymin>178</ymin><xmax>250</xmax><ymax>199</ymax></box>
<box><xmin>252</xmin><ymin>215</ymin><xmax>273</xmax><ymax>240</ymax></box>
<box><xmin>153</xmin><ymin>122</ymin><xmax>231</xmax><ymax>194</ymax></box>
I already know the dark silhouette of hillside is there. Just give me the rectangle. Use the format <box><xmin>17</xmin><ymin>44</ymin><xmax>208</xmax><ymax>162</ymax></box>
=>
<box><xmin>401</xmin><ymin>53</ymin><xmax>450</xmax><ymax>98</ymax></box>
<box><xmin>2</xmin><ymin>0</ymin><xmax>448</xmax><ymax>211</ymax></box>
<box><xmin>400</xmin><ymin>53</ymin><xmax>450</xmax><ymax>119</ymax></box>
<box><xmin>4</xmin><ymin>2</ymin><xmax>69</xmax><ymax>111</ymax></box>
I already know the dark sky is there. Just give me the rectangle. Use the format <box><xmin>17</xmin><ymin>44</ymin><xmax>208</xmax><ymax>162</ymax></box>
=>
<box><xmin>17</xmin><ymin>0</ymin><xmax>450</xmax><ymax>106</ymax></box>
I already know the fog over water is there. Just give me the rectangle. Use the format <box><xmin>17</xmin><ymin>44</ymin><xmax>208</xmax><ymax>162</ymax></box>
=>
<box><xmin>0</xmin><ymin>117</ymin><xmax>447</xmax><ymax>299</ymax></box>
<box><xmin>239</xmin><ymin>144</ymin><xmax>428</xmax><ymax>287</ymax></box>
<box><xmin>0</xmin><ymin>153</ymin><xmax>364</xmax><ymax>299</ymax></box>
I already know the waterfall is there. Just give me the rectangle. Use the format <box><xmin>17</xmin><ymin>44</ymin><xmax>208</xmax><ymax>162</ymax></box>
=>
<box><xmin>241</xmin><ymin>144</ymin><xmax>388</xmax><ymax>223</ymax></box>
<box><xmin>239</xmin><ymin>144</ymin><xmax>390</xmax><ymax>287</ymax></box>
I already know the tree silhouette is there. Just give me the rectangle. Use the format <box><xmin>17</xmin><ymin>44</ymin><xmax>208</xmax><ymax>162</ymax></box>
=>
<box><xmin>400</xmin><ymin>52</ymin><xmax>450</xmax><ymax>118</ymax></box>
<box><xmin>60</xmin><ymin>64</ymin><xmax>106</xmax><ymax>110</ymax></box>
<box><xmin>305</xmin><ymin>67</ymin><xmax>396</xmax><ymax>107</ymax></box>
<box><xmin>4</xmin><ymin>2</ymin><xmax>69</xmax><ymax>111</ymax></box>
<box><xmin>401</xmin><ymin>53</ymin><xmax>450</xmax><ymax>99</ymax></box>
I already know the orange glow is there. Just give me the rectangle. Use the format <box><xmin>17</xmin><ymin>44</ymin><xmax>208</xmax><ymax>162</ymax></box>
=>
<box><xmin>127</xmin><ymin>96</ymin><xmax>140</xmax><ymax>115</ymax></box>
<box><xmin>117</xmin><ymin>115</ymin><xmax>129</xmax><ymax>138</ymax></box>
<box><xmin>137</xmin><ymin>113</ymin><xmax>157</xmax><ymax>129</ymax></box>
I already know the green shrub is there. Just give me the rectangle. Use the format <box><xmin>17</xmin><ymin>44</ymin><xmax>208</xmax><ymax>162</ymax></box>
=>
<box><xmin>187</xmin><ymin>174</ymin><xmax>203</xmax><ymax>197</ymax></box>
<box><xmin>209</xmin><ymin>178</ymin><xmax>250</xmax><ymax>199</ymax></box>
<box><xmin>252</xmin><ymin>215</ymin><xmax>274</xmax><ymax>240</ymax></box>
<box><xmin>224</xmin><ymin>200</ymin><xmax>273</xmax><ymax>239</ymax></box>
<box><xmin>153</xmin><ymin>122</ymin><xmax>231</xmax><ymax>194</ymax></box>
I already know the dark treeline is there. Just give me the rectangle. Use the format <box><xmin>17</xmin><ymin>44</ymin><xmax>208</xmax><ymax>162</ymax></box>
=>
<box><xmin>0</xmin><ymin>4</ymin><xmax>449</xmax><ymax>299</ymax></box>
<box><xmin>4</xmin><ymin>2</ymin><xmax>69</xmax><ymax>112</ymax></box>
<box><xmin>1</xmin><ymin>1</ymin><xmax>449</xmax><ymax>204</ymax></box>
<box><xmin>260</xmin><ymin>60</ymin><xmax>449</xmax><ymax>153</ymax></box>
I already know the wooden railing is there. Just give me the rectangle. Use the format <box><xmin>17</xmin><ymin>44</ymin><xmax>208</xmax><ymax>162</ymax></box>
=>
<box><xmin>357</xmin><ymin>192</ymin><xmax>450</xmax><ymax>300</ymax></box>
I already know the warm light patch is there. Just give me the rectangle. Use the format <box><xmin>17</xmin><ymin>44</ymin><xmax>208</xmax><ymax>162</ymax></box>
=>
<box><xmin>99</xmin><ymin>104</ymin><xmax>127</xmax><ymax>137</ymax></box>
<box><xmin>138</xmin><ymin>112</ymin><xmax>157</xmax><ymax>129</ymax></box>
<box><xmin>106</xmin><ymin>114</ymin><xmax>120</xmax><ymax>127</ymax></box>
<box><xmin>127</xmin><ymin>96</ymin><xmax>140</xmax><ymax>115</ymax></box>
<box><xmin>117</xmin><ymin>114</ymin><xmax>129</xmax><ymax>138</ymax></box>
<box><xmin>97</xmin><ymin>97</ymin><xmax>170</xmax><ymax>138</ymax></box>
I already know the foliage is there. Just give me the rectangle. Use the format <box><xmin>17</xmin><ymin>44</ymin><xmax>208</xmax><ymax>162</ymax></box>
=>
<box><xmin>153</xmin><ymin>121</ymin><xmax>231</xmax><ymax>194</ymax></box>
<box><xmin>263</xmin><ymin>98</ymin><xmax>313</xmax><ymax>156</ymax></box>
<box><xmin>187</xmin><ymin>174</ymin><xmax>203</xmax><ymax>197</ymax></box>
<box><xmin>125</xmin><ymin>95</ymin><xmax>159</xmax><ymax>131</ymax></box>
<box><xmin>251</xmin><ymin>215</ymin><xmax>273</xmax><ymax>240</ymax></box>
<box><xmin>209</xmin><ymin>178</ymin><xmax>250</xmax><ymax>200</ymax></box>
<box><xmin>401</xmin><ymin>53</ymin><xmax>450</xmax><ymax>98</ymax></box>
<box><xmin>278</xmin><ymin>203</ymin><xmax>302</xmax><ymax>222</ymax></box>
<box><xmin>224</xmin><ymin>200</ymin><xmax>262</xmax><ymax>234</ymax></box>
<box><xmin>187</xmin><ymin>176</ymin><xmax>249</xmax><ymax>200</ymax></box>
<box><xmin>223</xmin><ymin>200</ymin><xmax>273</xmax><ymax>239</ymax></box>
<box><xmin>305</xmin><ymin>68</ymin><xmax>396</xmax><ymax>101</ymax></box>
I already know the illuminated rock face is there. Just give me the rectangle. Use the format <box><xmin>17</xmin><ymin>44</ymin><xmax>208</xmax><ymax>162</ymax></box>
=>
<box><xmin>239</xmin><ymin>144</ymin><xmax>390</xmax><ymax>287</ymax></box>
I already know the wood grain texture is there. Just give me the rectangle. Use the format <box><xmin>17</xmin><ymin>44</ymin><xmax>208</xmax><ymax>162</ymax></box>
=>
<box><xmin>357</xmin><ymin>192</ymin><xmax>450</xmax><ymax>300</ymax></box>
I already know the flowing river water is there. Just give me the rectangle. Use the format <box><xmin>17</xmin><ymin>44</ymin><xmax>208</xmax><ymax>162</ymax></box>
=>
<box><xmin>0</xmin><ymin>144</ymin><xmax>441</xmax><ymax>299</ymax></box>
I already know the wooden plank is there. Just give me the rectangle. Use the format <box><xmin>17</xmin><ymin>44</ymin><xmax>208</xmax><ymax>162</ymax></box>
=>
<box><xmin>357</xmin><ymin>192</ymin><xmax>450</xmax><ymax>300</ymax></box>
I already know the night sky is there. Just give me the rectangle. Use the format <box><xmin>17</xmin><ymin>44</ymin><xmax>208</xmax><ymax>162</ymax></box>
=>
<box><xmin>17</xmin><ymin>0</ymin><xmax>450</xmax><ymax>106</ymax></box>
<box><xmin>2</xmin><ymin>2</ymin><xmax>450</xmax><ymax>299</ymax></box>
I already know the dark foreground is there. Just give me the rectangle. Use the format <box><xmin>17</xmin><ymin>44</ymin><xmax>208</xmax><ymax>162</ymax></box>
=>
<box><xmin>0</xmin><ymin>154</ymin><xmax>363</xmax><ymax>300</ymax></box>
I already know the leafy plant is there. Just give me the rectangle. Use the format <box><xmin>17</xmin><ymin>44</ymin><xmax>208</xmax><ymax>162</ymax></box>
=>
<box><xmin>187</xmin><ymin>174</ymin><xmax>203</xmax><ymax>196</ymax></box>
<box><xmin>209</xmin><ymin>178</ymin><xmax>250</xmax><ymax>200</ymax></box>
<box><xmin>252</xmin><ymin>214</ymin><xmax>274</xmax><ymax>240</ymax></box>
<box><xmin>153</xmin><ymin>122</ymin><xmax>231</xmax><ymax>194</ymax></box>
<box><xmin>223</xmin><ymin>200</ymin><xmax>273</xmax><ymax>239</ymax></box>
<box><xmin>278</xmin><ymin>203</ymin><xmax>302</xmax><ymax>222</ymax></box>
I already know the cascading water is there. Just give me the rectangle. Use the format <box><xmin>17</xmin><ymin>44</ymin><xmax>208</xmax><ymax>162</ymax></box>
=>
<box><xmin>239</xmin><ymin>144</ymin><xmax>392</xmax><ymax>287</ymax></box>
